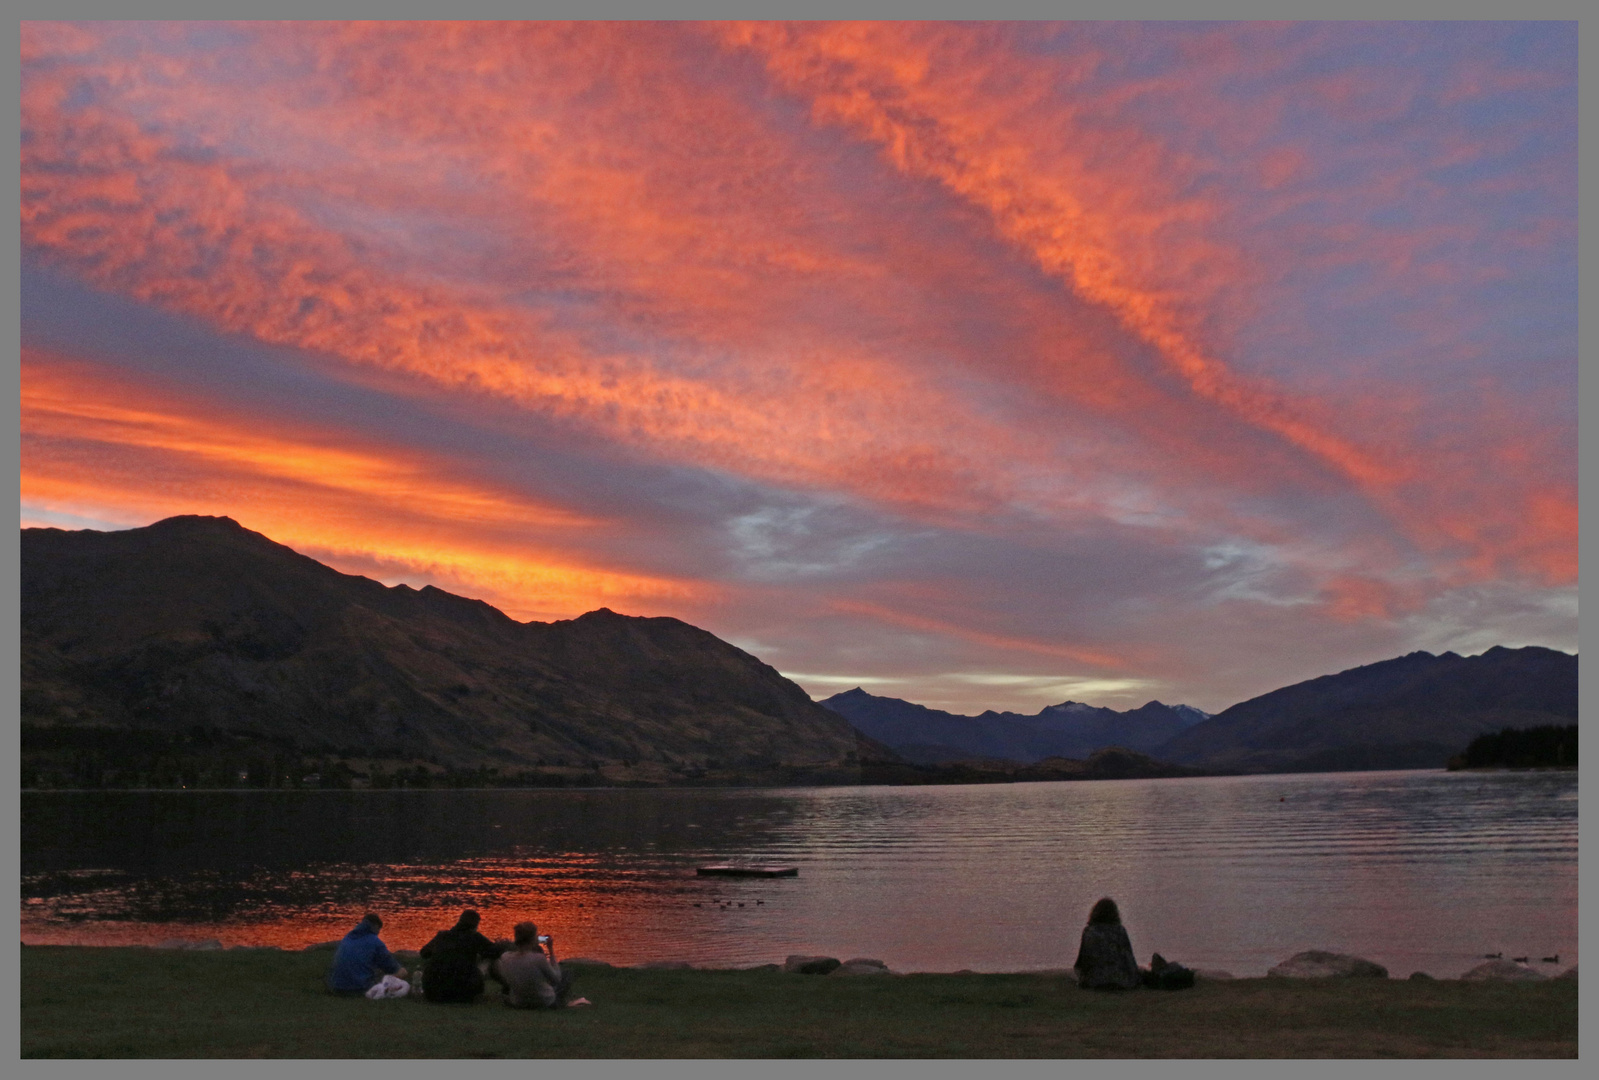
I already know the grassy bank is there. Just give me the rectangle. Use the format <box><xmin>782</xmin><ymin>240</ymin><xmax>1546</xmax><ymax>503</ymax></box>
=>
<box><xmin>20</xmin><ymin>946</ymin><xmax>1576</xmax><ymax>1058</ymax></box>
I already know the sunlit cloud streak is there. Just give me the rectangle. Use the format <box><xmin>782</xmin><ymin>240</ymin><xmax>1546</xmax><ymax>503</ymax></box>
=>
<box><xmin>18</xmin><ymin>21</ymin><xmax>1575</xmax><ymax>712</ymax></box>
<box><xmin>725</xmin><ymin>21</ymin><xmax>1575</xmax><ymax>584</ymax></box>
<box><xmin>21</xmin><ymin>352</ymin><xmax>703</xmax><ymax>620</ymax></box>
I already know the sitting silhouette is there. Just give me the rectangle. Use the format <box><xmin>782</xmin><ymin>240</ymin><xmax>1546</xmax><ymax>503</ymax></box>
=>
<box><xmin>1073</xmin><ymin>897</ymin><xmax>1141</xmax><ymax>991</ymax></box>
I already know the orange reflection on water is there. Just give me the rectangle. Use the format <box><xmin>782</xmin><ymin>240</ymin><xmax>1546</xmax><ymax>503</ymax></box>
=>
<box><xmin>21</xmin><ymin>854</ymin><xmax>791</xmax><ymax>967</ymax></box>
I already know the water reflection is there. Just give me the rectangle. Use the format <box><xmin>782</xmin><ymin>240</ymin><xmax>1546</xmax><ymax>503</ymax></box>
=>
<box><xmin>21</xmin><ymin>770</ymin><xmax>1577</xmax><ymax>977</ymax></box>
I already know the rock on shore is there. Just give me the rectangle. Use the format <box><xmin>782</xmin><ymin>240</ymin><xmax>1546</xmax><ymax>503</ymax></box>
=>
<box><xmin>783</xmin><ymin>955</ymin><xmax>841</xmax><ymax>975</ymax></box>
<box><xmin>1267</xmin><ymin>951</ymin><xmax>1388</xmax><ymax>979</ymax></box>
<box><xmin>832</xmin><ymin>958</ymin><xmax>891</xmax><ymax>976</ymax></box>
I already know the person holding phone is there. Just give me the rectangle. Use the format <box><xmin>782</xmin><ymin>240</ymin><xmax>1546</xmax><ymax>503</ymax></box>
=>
<box><xmin>496</xmin><ymin>921</ymin><xmax>590</xmax><ymax>1009</ymax></box>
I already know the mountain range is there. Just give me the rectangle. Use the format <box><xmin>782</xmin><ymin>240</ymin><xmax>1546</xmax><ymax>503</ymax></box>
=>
<box><xmin>824</xmin><ymin>647</ymin><xmax>1576</xmax><ymax>773</ymax></box>
<box><xmin>1155</xmin><ymin>645</ymin><xmax>1578</xmax><ymax>773</ymax></box>
<box><xmin>21</xmin><ymin>515</ymin><xmax>1578</xmax><ymax>784</ymax></box>
<box><xmin>819</xmin><ymin>689</ymin><xmax>1210</xmax><ymax>764</ymax></box>
<box><xmin>21</xmin><ymin>515</ymin><xmax>875</xmax><ymax>780</ymax></box>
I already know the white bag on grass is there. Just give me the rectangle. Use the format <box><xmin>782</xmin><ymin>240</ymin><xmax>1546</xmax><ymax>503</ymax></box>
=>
<box><xmin>365</xmin><ymin>975</ymin><xmax>411</xmax><ymax>1000</ymax></box>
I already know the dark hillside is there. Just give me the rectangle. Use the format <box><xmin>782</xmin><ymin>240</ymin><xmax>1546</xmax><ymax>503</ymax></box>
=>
<box><xmin>21</xmin><ymin>516</ymin><xmax>870</xmax><ymax>781</ymax></box>
<box><xmin>1156</xmin><ymin>647</ymin><xmax>1577</xmax><ymax>773</ymax></box>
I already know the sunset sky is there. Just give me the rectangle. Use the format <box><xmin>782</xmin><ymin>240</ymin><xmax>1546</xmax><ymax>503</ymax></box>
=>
<box><xmin>20</xmin><ymin>21</ymin><xmax>1576</xmax><ymax>715</ymax></box>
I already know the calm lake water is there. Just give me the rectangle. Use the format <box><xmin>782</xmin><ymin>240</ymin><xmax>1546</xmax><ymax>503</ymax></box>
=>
<box><xmin>21</xmin><ymin>769</ymin><xmax>1577</xmax><ymax>978</ymax></box>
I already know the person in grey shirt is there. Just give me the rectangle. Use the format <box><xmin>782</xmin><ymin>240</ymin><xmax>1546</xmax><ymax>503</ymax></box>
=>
<box><xmin>495</xmin><ymin>921</ymin><xmax>591</xmax><ymax>1009</ymax></box>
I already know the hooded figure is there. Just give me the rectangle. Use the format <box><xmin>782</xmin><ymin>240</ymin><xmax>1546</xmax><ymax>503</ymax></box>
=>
<box><xmin>1073</xmin><ymin>897</ymin><xmax>1141</xmax><ymax>990</ymax></box>
<box><xmin>420</xmin><ymin>910</ymin><xmax>505</xmax><ymax>1003</ymax></box>
<box><xmin>327</xmin><ymin>913</ymin><xmax>404</xmax><ymax>995</ymax></box>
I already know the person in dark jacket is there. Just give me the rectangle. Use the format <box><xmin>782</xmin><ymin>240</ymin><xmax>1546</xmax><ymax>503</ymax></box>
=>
<box><xmin>419</xmin><ymin>909</ymin><xmax>506</xmax><ymax>1003</ymax></box>
<box><xmin>1073</xmin><ymin>897</ymin><xmax>1141</xmax><ymax>990</ymax></box>
<box><xmin>327</xmin><ymin>913</ymin><xmax>406</xmax><ymax>995</ymax></box>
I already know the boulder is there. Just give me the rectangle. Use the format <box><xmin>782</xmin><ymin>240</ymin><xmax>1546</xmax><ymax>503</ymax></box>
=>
<box><xmin>1267</xmin><ymin>951</ymin><xmax>1388</xmax><ymax>979</ymax></box>
<box><xmin>1556</xmin><ymin>965</ymin><xmax>1577</xmax><ymax>981</ymax></box>
<box><xmin>739</xmin><ymin>963</ymin><xmax>781</xmax><ymax>973</ymax></box>
<box><xmin>1193</xmin><ymin>969</ymin><xmax>1234</xmax><ymax>981</ymax></box>
<box><xmin>1074</xmin><ymin>922</ymin><xmax>1140</xmax><ymax>990</ymax></box>
<box><xmin>1408</xmin><ymin>971</ymin><xmax>1435</xmax><ymax>981</ymax></box>
<box><xmin>832</xmin><ymin>958</ymin><xmax>891</xmax><ymax>976</ymax></box>
<box><xmin>783</xmin><ymin>954</ymin><xmax>841</xmax><ymax>975</ymax></box>
<box><xmin>1459</xmin><ymin>959</ymin><xmax>1546</xmax><ymax>982</ymax></box>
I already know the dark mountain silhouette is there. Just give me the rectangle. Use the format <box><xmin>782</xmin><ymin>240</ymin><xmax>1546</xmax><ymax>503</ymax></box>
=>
<box><xmin>820</xmin><ymin>687</ymin><xmax>1210</xmax><ymax>764</ymax></box>
<box><xmin>1154</xmin><ymin>646</ymin><xmax>1578</xmax><ymax>773</ymax></box>
<box><xmin>21</xmin><ymin>516</ymin><xmax>878</xmax><ymax>778</ymax></box>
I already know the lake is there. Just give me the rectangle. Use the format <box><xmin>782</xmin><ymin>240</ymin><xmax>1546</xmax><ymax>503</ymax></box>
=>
<box><xmin>20</xmin><ymin>769</ymin><xmax>1577</xmax><ymax>978</ymax></box>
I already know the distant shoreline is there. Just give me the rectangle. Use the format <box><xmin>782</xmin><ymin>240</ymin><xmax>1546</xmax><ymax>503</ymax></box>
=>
<box><xmin>28</xmin><ymin>762</ymin><xmax>1589</xmax><ymax>794</ymax></box>
<box><xmin>34</xmin><ymin>763</ymin><xmax>1589</xmax><ymax>794</ymax></box>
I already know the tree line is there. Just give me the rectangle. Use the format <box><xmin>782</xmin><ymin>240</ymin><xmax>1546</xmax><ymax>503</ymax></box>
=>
<box><xmin>1449</xmin><ymin>725</ymin><xmax>1577</xmax><ymax>770</ymax></box>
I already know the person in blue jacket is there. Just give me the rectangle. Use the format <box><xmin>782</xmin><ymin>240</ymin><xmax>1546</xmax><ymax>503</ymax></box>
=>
<box><xmin>327</xmin><ymin>913</ymin><xmax>407</xmax><ymax>996</ymax></box>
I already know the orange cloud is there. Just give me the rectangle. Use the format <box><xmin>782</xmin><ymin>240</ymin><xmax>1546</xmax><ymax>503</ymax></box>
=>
<box><xmin>21</xmin><ymin>25</ymin><xmax>1071</xmax><ymax>526</ymax></box>
<box><xmin>18</xmin><ymin>19</ymin><xmax>1575</xmax><ymax>634</ymax></box>
<box><xmin>722</xmin><ymin>22</ymin><xmax>1407</xmax><ymax>490</ymax></box>
<box><xmin>21</xmin><ymin>352</ymin><xmax>703</xmax><ymax>620</ymax></box>
<box><xmin>720</xmin><ymin>21</ymin><xmax>1575</xmax><ymax>588</ymax></box>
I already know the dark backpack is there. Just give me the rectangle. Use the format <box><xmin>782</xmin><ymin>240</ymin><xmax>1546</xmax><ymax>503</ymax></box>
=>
<box><xmin>1142</xmin><ymin>952</ymin><xmax>1196</xmax><ymax>990</ymax></box>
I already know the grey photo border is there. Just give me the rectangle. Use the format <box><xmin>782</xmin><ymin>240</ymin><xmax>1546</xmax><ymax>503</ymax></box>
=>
<box><xmin>5</xmin><ymin>3</ymin><xmax>1588</xmax><ymax>1078</ymax></box>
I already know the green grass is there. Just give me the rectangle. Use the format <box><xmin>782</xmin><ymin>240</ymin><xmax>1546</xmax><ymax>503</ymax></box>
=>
<box><xmin>20</xmin><ymin>946</ymin><xmax>1577</xmax><ymax>1058</ymax></box>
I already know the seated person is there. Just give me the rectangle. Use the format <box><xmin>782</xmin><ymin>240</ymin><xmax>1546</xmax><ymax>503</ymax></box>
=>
<box><xmin>419</xmin><ymin>909</ymin><xmax>505</xmax><ymax>1003</ymax></box>
<box><xmin>326</xmin><ymin>913</ymin><xmax>407</xmax><ymax>996</ymax></box>
<box><xmin>495</xmin><ymin>921</ymin><xmax>589</xmax><ymax>1009</ymax></box>
<box><xmin>1074</xmin><ymin>897</ymin><xmax>1141</xmax><ymax>991</ymax></box>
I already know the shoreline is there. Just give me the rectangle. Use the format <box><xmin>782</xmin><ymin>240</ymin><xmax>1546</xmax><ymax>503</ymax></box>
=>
<box><xmin>23</xmin><ymin>762</ymin><xmax>1578</xmax><ymax>794</ymax></box>
<box><xmin>21</xmin><ymin>945</ymin><xmax>1578</xmax><ymax>1058</ymax></box>
<box><xmin>17</xmin><ymin>939</ymin><xmax>1577</xmax><ymax>983</ymax></box>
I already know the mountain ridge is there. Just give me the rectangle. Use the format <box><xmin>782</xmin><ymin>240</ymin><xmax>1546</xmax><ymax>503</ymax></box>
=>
<box><xmin>1154</xmin><ymin>645</ymin><xmax>1577</xmax><ymax>772</ymax></box>
<box><xmin>820</xmin><ymin>645</ymin><xmax>1575</xmax><ymax>773</ymax></box>
<box><xmin>820</xmin><ymin>687</ymin><xmax>1210</xmax><ymax>764</ymax></box>
<box><xmin>22</xmin><ymin>515</ymin><xmax>1575</xmax><ymax>784</ymax></box>
<box><xmin>21</xmin><ymin>515</ymin><xmax>880</xmax><ymax>780</ymax></box>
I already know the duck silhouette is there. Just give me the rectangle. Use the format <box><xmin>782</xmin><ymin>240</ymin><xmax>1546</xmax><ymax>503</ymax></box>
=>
<box><xmin>1512</xmin><ymin>956</ymin><xmax>1529</xmax><ymax>964</ymax></box>
<box><xmin>756</xmin><ymin>900</ymin><xmax>765</xmax><ymax>905</ymax></box>
<box><xmin>1541</xmin><ymin>955</ymin><xmax>1559</xmax><ymax>964</ymax></box>
<box><xmin>1482</xmin><ymin>952</ymin><xmax>1503</xmax><ymax>960</ymax></box>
